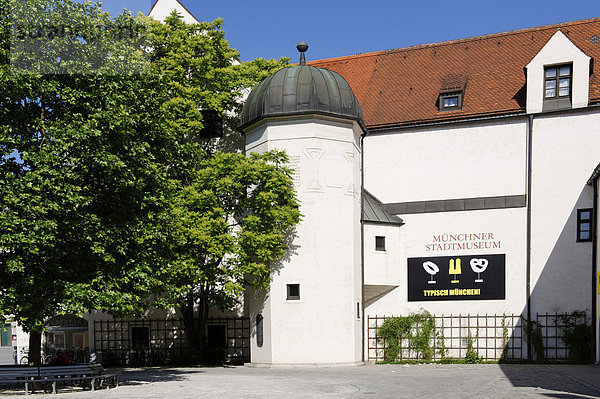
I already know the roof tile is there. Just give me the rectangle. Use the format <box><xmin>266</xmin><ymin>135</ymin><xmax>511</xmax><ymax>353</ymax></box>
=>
<box><xmin>309</xmin><ymin>18</ymin><xmax>600</xmax><ymax>129</ymax></box>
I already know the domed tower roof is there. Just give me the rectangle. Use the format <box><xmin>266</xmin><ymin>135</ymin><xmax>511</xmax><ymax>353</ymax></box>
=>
<box><xmin>241</xmin><ymin>43</ymin><xmax>365</xmax><ymax>131</ymax></box>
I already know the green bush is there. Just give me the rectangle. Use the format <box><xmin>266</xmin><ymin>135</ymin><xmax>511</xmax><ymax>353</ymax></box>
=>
<box><xmin>559</xmin><ymin>311</ymin><xmax>592</xmax><ymax>362</ymax></box>
<box><xmin>377</xmin><ymin>311</ymin><xmax>438</xmax><ymax>362</ymax></box>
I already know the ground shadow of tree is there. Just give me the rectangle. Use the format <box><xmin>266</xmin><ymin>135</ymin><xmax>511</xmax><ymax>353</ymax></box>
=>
<box><xmin>115</xmin><ymin>366</ymin><xmax>218</xmax><ymax>386</ymax></box>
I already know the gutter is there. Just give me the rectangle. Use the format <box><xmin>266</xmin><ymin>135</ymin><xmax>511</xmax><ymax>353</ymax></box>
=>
<box><xmin>593</xmin><ymin>178</ymin><xmax>598</xmax><ymax>363</ymax></box>
<box><xmin>360</xmin><ymin>131</ymin><xmax>366</xmax><ymax>363</ymax></box>
<box><xmin>526</xmin><ymin>114</ymin><xmax>534</xmax><ymax>360</ymax></box>
<box><xmin>368</xmin><ymin>111</ymin><xmax>526</xmax><ymax>133</ymax></box>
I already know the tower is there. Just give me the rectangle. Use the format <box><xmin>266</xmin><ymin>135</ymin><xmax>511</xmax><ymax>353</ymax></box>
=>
<box><xmin>240</xmin><ymin>43</ymin><xmax>366</xmax><ymax>365</ymax></box>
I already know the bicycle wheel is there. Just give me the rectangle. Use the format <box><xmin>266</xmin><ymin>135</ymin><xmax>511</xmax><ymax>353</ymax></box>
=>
<box><xmin>19</xmin><ymin>355</ymin><xmax>28</xmax><ymax>365</ymax></box>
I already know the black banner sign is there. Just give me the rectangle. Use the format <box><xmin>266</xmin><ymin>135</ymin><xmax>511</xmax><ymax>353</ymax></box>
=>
<box><xmin>408</xmin><ymin>254</ymin><xmax>505</xmax><ymax>301</ymax></box>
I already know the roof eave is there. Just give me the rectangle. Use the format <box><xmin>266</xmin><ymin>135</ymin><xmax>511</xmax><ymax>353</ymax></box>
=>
<box><xmin>239</xmin><ymin>111</ymin><xmax>368</xmax><ymax>135</ymax></box>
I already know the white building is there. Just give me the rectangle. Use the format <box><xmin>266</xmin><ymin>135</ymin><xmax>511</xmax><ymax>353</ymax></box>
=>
<box><xmin>148</xmin><ymin>0</ymin><xmax>198</xmax><ymax>24</ymax></box>
<box><xmin>240</xmin><ymin>18</ymin><xmax>600</xmax><ymax>364</ymax></box>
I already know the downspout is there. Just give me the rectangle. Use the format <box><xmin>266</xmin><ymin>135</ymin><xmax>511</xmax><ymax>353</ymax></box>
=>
<box><xmin>592</xmin><ymin>178</ymin><xmax>598</xmax><ymax>363</ymax></box>
<box><xmin>526</xmin><ymin>114</ymin><xmax>534</xmax><ymax>361</ymax></box>
<box><xmin>360</xmin><ymin>131</ymin><xmax>366</xmax><ymax>363</ymax></box>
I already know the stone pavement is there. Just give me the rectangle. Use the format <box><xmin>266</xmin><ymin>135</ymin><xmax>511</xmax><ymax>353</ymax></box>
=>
<box><xmin>5</xmin><ymin>363</ymin><xmax>600</xmax><ymax>398</ymax></box>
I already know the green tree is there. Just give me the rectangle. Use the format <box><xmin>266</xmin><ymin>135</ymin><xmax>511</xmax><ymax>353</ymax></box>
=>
<box><xmin>155</xmin><ymin>151</ymin><xmax>300</xmax><ymax>362</ymax></box>
<box><xmin>144</xmin><ymin>13</ymin><xmax>298</xmax><ymax>362</ymax></box>
<box><xmin>144</xmin><ymin>12</ymin><xmax>289</xmax><ymax>158</ymax></box>
<box><xmin>0</xmin><ymin>0</ymin><xmax>172</xmax><ymax>365</ymax></box>
<box><xmin>0</xmin><ymin>0</ymin><xmax>296</xmax><ymax>366</ymax></box>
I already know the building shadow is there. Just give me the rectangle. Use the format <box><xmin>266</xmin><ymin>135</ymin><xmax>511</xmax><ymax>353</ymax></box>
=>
<box><xmin>498</xmin><ymin>186</ymin><xmax>595</xmax><ymax>394</ymax></box>
<box><xmin>529</xmin><ymin>187</ymin><xmax>593</xmax><ymax>318</ymax></box>
<box><xmin>498</xmin><ymin>364</ymin><xmax>600</xmax><ymax>398</ymax></box>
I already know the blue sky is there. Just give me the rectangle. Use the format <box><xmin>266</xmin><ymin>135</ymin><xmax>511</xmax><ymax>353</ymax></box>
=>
<box><xmin>100</xmin><ymin>0</ymin><xmax>599</xmax><ymax>62</ymax></box>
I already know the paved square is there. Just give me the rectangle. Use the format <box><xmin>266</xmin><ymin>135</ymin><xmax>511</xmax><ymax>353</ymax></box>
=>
<box><xmin>12</xmin><ymin>364</ymin><xmax>600</xmax><ymax>398</ymax></box>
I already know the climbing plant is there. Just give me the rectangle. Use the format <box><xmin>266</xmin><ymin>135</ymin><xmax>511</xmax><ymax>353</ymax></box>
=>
<box><xmin>524</xmin><ymin>319</ymin><xmax>545</xmax><ymax>361</ymax></box>
<box><xmin>559</xmin><ymin>311</ymin><xmax>592</xmax><ymax>362</ymax></box>
<box><xmin>377</xmin><ymin>311</ymin><xmax>439</xmax><ymax>362</ymax></box>
<box><xmin>464</xmin><ymin>331</ymin><xmax>482</xmax><ymax>363</ymax></box>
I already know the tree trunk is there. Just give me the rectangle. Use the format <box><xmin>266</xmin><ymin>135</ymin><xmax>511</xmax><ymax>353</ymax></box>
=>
<box><xmin>28</xmin><ymin>331</ymin><xmax>42</xmax><ymax>367</ymax></box>
<box><xmin>180</xmin><ymin>294</ymin><xmax>202</xmax><ymax>363</ymax></box>
<box><xmin>179</xmin><ymin>293</ymin><xmax>210</xmax><ymax>364</ymax></box>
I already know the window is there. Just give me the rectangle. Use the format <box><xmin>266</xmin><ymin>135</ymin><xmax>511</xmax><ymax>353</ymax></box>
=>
<box><xmin>375</xmin><ymin>236</ymin><xmax>386</xmax><ymax>251</ymax></box>
<box><xmin>577</xmin><ymin>209</ymin><xmax>593</xmax><ymax>242</ymax></box>
<box><xmin>286</xmin><ymin>284</ymin><xmax>300</xmax><ymax>300</ymax></box>
<box><xmin>0</xmin><ymin>324</ymin><xmax>10</xmax><ymax>347</ymax></box>
<box><xmin>439</xmin><ymin>92</ymin><xmax>462</xmax><ymax>111</ymax></box>
<box><xmin>256</xmin><ymin>314</ymin><xmax>264</xmax><ymax>348</ymax></box>
<box><xmin>53</xmin><ymin>333</ymin><xmax>66</xmax><ymax>349</ymax></box>
<box><xmin>544</xmin><ymin>64</ymin><xmax>571</xmax><ymax>99</ymax></box>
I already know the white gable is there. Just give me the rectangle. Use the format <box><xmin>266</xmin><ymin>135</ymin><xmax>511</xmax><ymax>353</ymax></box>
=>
<box><xmin>148</xmin><ymin>0</ymin><xmax>198</xmax><ymax>24</ymax></box>
<box><xmin>525</xmin><ymin>30</ymin><xmax>591</xmax><ymax>114</ymax></box>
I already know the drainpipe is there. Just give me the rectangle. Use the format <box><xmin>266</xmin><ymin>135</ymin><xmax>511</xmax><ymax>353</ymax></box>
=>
<box><xmin>592</xmin><ymin>178</ymin><xmax>598</xmax><ymax>363</ymax></box>
<box><xmin>526</xmin><ymin>114</ymin><xmax>534</xmax><ymax>361</ymax></box>
<box><xmin>360</xmin><ymin>131</ymin><xmax>366</xmax><ymax>363</ymax></box>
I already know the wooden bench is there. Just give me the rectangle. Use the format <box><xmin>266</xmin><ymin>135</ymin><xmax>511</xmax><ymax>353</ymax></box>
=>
<box><xmin>0</xmin><ymin>364</ymin><xmax>118</xmax><ymax>395</ymax></box>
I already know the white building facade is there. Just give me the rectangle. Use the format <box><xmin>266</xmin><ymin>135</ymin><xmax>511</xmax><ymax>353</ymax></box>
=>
<box><xmin>241</xmin><ymin>19</ymin><xmax>600</xmax><ymax>364</ymax></box>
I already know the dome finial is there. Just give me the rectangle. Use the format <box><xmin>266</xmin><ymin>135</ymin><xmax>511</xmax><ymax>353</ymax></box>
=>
<box><xmin>297</xmin><ymin>41</ymin><xmax>309</xmax><ymax>66</ymax></box>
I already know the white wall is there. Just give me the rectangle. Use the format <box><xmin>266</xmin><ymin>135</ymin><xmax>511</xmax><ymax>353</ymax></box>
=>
<box><xmin>364</xmin><ymin>118</ymin><xmax>527</xmax><ymax>203</ymax></box>
<box><xmin>364</xmin><ymin>223</ymin><xmax>403</xmax><ymax>286</ymax></box>
<box><xmin>530</xmin><ymin>110</ymin><xmax>600</xmax><ymax>315</ymax></box>
<box><xmin>246</xmin><ymin>116</ymin><xmax>363</xmax><ymax>364</ymax></box>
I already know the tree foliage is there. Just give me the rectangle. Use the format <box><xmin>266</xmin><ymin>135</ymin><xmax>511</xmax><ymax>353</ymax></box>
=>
<box><xmin>0</xmin><ymin>0</ymin><xmax>297</xmax><ymax>365</ymax></box>
<box><xmin>155</xmin><ymin>151</ymin><xmax>300</xmax><ymax>360</ymax></box>
<box><xmin>0</xmin><ymin>0</ymin><xmax>170</xmax><ymax>330</ymax></box>
<box><xmin>143</xmin><ymin>13</ymin><xmax>298</xmax><ymax>361</ymax></box>
<box><xmin>0</xmin><ymin>0</ymin><xmax>172</xmax><ymax>364</ymax></box>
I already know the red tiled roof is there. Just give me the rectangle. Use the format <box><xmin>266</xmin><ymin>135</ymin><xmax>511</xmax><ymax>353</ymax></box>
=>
<box><xmin>309</xmin><ymin>18</ymin><xmax>600</xmax><ymax>129</ymax></box>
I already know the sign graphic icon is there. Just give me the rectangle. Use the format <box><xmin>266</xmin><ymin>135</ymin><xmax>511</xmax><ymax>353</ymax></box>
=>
<box><xmin>470</xmin><ymin>258</ymin><xmax>488</xmax><ymax>283</ymax></box>
<box><xmin>449</xmin><ymin>258</ymin><xmax>461</xmax><ymax>283</ymax></box>
<box><xmin>422</xmin><ymin>261</ymin><xmax>439</xmax><ymax>284</ymax></box>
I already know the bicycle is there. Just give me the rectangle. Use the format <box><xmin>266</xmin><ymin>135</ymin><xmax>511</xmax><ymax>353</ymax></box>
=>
<box><xmin>17</xmin><ymin>347</ymin><xmax>29</xmax><ymax>365</ymax></box>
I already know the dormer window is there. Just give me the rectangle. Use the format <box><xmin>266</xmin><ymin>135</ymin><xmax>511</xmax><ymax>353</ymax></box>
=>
<box><xmin>439</xmin><ymin>92</ymin><xmax>462</xmax><ymax>112</ymax></box>
<box><xmin>525</xmin><ymin>31</ymin><xmax>590</xmax><ymax>114</ymax></box>
<box><xmin>544</xmin><ymin>64</ymin><xmax>571</xmax><ymax>99</ymax></box>
<box><xmin>438</xmin><ymin>74</ymin><xmax>467</xmax><ymax>112</ymax></box>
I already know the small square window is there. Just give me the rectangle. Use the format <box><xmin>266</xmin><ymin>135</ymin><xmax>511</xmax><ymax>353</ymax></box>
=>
<box><xmin>439</xmin><ymin>92</ymin><xmax>462</xmax><ymax>111</ymax></box>
<box><xmin>286</xmin><ymin>284</ymin><xmax>300</xmax><ymax>300</ymax></box>
<box><xmin>577</xmin><ymin>208</ymin><xmax>593</xmax><ymax>242</ymax></box>
<box><xmin>375</xmin><ymin>236</ymin><xmax>386</xmax><ymax>251</ymax></box>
